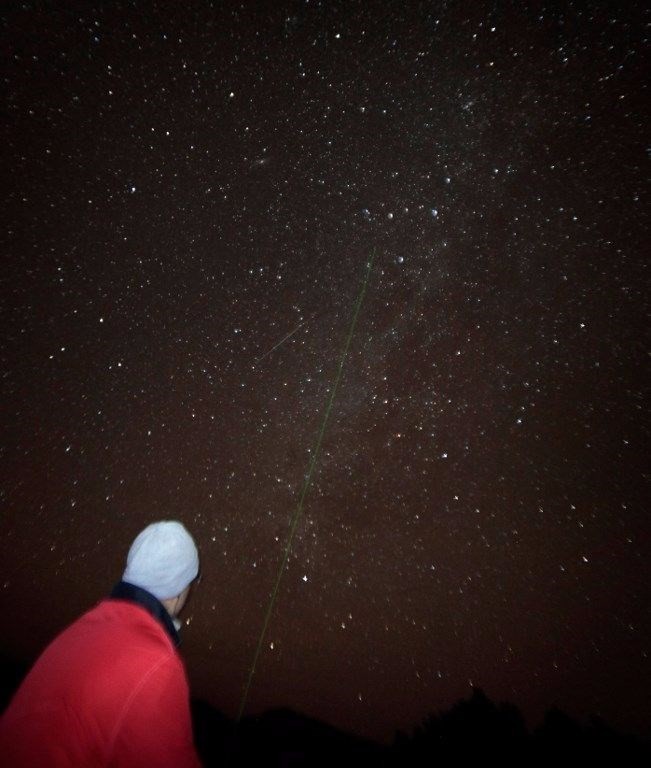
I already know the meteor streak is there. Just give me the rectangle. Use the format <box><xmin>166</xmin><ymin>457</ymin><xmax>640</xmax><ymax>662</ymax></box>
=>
<box><xmin>254</xmin><ymin>321</ymin><xmax>305</xmax><ymax>364</ymax></box>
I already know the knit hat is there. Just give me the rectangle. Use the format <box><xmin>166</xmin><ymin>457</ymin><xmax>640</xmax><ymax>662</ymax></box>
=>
<box><xmin>122</xmin><ymin>521</ymin><xmax>199</xmax><ymax>600</ymax></box>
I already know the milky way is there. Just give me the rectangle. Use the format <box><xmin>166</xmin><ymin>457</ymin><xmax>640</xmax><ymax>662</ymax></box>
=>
<box><xmin>1</xmin><ymin>1</ymin><xmax>648</xmax><ymax>742</ymax></box>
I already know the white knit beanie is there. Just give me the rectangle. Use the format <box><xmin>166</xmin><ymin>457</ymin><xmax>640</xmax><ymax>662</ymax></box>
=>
<box><xmin>122</xmin><ymin>520</ymin><xmax>199</xmax><ymax>600</ymax></box>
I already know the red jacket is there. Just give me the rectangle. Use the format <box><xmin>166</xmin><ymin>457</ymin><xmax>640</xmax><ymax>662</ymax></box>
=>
<box><xmin>0</xmin><ymin>596</ymin><xmax>202</xmax><ymax>767</ymax></box>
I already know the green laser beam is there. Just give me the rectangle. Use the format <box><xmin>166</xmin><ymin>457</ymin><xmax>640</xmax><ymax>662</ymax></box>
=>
<box><xmin>236</xmin><ymin>253</ymin><xmax>375</xmax><ymax>723</ymax></box>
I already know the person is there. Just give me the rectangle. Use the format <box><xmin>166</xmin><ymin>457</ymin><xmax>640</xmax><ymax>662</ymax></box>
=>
<box><xmin>0</xmin><ymin>520</ymin><xmax>203</xmax><ymax>767</ymax></box>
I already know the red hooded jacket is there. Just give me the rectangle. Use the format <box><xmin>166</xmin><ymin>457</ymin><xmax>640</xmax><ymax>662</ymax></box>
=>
<box><xmin>0</xmin><ymin>589</ymin><xmax>202</xmax><ymax>767</ymax></box>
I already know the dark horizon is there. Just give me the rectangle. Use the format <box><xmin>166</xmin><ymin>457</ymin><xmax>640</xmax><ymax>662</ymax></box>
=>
<box><xmin>2</xmin><ymin>0</ymin><xmax>649</xmax><ymax>747</ymax></box>
<box><xmin>2</xmin><ymin>654</ymin><xmax>649</xmax><ymax>766</ymax></box>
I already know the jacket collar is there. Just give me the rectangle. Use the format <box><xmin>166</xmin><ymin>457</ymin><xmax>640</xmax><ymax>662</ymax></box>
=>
<box><xmin>110</xmin><ymin>581</ymin><xmax>181</xmax><ymax>647</ymax></box>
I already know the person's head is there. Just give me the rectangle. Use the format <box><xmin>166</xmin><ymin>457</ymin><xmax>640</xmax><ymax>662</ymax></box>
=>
<box><xmin>122</xmin><ymin>520</ymin><xmax>199</xmax><ymax>622</ymax></box>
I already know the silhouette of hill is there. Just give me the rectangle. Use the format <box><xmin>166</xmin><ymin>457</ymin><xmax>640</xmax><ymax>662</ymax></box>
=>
<box><xmin>392</xmin><ymin>687</ymin><xmax>649</xmax><ymax>767</ymax></box>
<box><xmin>196</xmin><ymin>705</ymin><xmax>386</xmax><ymax>767</ymax></box>
<box><xmin>2</xmin><ymin>654</ymin><xmax>649</xmax><ymax>766</ymax></box>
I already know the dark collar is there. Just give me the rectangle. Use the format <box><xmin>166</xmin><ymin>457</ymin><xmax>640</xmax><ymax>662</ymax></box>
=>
<box><xmin>110</xmin><ymin>581</ymin><xmax>180</xmax><ymax>647</ymax></box>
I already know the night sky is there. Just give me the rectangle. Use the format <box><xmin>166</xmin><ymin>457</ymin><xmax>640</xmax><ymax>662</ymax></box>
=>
<box><xmin>2</xmin><ymin>0</ymin><xmax>649</xmax><ymax>745</ymax></box>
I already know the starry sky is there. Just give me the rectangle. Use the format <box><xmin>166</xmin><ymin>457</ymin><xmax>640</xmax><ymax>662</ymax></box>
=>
<box><xmin>1</xmin><ymin>0</ymin><xmax>649</xmax><ymax>744</ymax></box>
